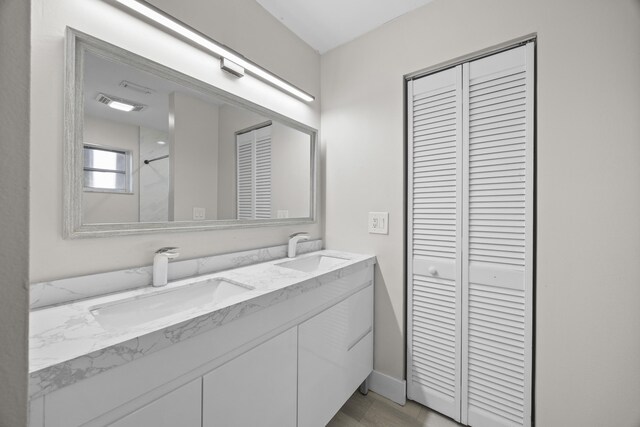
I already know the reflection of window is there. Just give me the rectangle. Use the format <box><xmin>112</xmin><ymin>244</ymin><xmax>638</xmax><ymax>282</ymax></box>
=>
<box><xmin>236</xmin><ymin>124</ymin><xmax>271</xmax><ymax>219</ymax></box>
<box><xmin>83</xmin><ymin>144</ymin><xmax>132</xmax><ymax>193</ymax></box>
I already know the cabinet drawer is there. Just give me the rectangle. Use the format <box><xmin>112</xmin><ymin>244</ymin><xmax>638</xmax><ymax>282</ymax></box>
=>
<box><xmin>202</xmin><ymin>327</ymin><xmax>297</xmax><ymax>427</ymax></box>
<box><xmin>108</xmin><ymin>379</ymin><xmax>201</xmax><ymax>427</ymax></box>
<box><xmin>298</xmin><ymin>284</ymin><xmax>374</xmax><ymax>427</ymax></box>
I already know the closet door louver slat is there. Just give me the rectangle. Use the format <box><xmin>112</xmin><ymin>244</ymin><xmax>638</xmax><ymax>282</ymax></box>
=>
<box><xmin>462</xmin><ymin>44</ymin><xmax>533</xmax><ymax>427</ymax></box>
<box><xmin>407</xmin><ymin>66</ymin><xmax>463</xmax><ymax>422</ymax></box>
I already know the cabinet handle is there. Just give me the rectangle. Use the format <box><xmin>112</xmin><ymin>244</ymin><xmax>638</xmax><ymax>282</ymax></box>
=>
<box><xmin>347</xmin><ymin>326</ymin><xmax>373</xmax><ymax>352</ymax></box>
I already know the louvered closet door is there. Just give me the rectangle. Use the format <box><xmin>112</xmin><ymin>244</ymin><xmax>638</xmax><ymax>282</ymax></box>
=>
<box><xmin>461</xmin><ymin>44</ymin><xmax>533</xmax><ymax>427</ymax></box>
<box><xmin>407</xmin><ymin>66</ymin><xmax>463</xmax><ymax>422</ymax></box>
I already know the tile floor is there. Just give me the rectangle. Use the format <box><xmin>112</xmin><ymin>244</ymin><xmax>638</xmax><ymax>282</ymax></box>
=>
<box><xmin>327</xmin><ymin>390</ymin><xmax>461</xmax><ymax>427</ymax></box>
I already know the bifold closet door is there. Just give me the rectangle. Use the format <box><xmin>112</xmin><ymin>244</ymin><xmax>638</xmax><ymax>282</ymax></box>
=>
<box><xmin>408</xmin><ymin>43</ymin><xmax>533</xmax><ymax>427</ymax></box>
<box><xmin>407</xmin><ymin>65</ymin><xmax>463</xmax><ymax>422</ymax></box>
<box><xmin>461</xmin><ymin>44</ymin><xmax>533</xmax><ymax>427</ymax></box>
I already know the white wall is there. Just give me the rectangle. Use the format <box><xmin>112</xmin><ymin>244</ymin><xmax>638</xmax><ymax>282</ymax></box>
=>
<box><xmin>170</xmin><ymin>92</ymin><xmax>219</xmax><ymax>221</ymax></box>
<box><xmin>30</xmin><ymin>0</ymin><xmax>320</xmax><ymax>282</ymax></box>
<box><xmin>82</xmin><ymin>115</ymin><xmax>140</xmax><ymax>224</ymax></box>
<box><xmin>321</xmin><ymin>0</ymin><xmax>640</xmax><ymax>425</ymax></box>
<box><xmin>0</xmin><ymin>0</ymin><xmax>29</xmax><ymax>425</ymax></box>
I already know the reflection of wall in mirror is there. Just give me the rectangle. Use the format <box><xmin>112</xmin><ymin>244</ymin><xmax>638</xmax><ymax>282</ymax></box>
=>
<box><xmin>271</xmin><ymin>122</ymin><xmax>310</xmax><ymax>218</ymax></box>
<box><xmin>169</xmin><ymin>92</ymin><xmax>219</xmax><ymax>221</ymax></box>
<box><xmin>82</xmin><ymin>115</ymin><xmax>139</xmax><ymax>224</ymax></box>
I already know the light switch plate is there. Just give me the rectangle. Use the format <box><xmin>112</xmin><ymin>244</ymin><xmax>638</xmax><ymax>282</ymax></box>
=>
<box><xmin>368</xmin><ymin>212</ymin><xmax>389</xmax><ymax>234</ymax></box>
<box><xmin>193</xmin><ymin>207</ymin><xmax>206</xmax><ymax>220</ymax></box>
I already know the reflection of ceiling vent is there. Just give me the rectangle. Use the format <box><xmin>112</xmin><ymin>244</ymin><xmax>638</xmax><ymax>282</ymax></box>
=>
<box><xmin>95</xmin><ymin>93</ymin><xmax>146</xmax><ymax>112</ymax></box>
<box><xmin>119</xmin><ymin>80</ymin><xmax>155</xmax><ymax>95</ymax></box>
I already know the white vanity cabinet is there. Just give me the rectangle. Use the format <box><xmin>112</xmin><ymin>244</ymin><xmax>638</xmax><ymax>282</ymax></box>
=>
<box><xmin>30</xmin><ymin>260</ymin><xmax>374</xmax><ymax>427</ymax></box>
<box><xmin>109</xmin><ymin>379</ymin><xmax>201</xmax><ymax>427</ymax></box>
<box><xmin>298</xmin><ymin>285</ymin><xmax>374</xmax><ymax>427</ymax></box>
<box><xmin>202</xmin><ymin>327</ymin><xmax>298</xmax><ymax>427</ymax></box>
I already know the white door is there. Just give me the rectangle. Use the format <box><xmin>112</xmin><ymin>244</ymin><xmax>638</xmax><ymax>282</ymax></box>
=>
<box><xmin>407</xmin><ymin>42</ymin><xmax>534</xmax><ymax>427</ymax></box>
<box><xmin>407</xmin><ymin>65</ymin><xmax>463</xmax><ymax>421</ymax></box>
<box><xmin>461</xmin><ymin>44</ymin><xmax>534</xmax><ymax>427</ymax></box>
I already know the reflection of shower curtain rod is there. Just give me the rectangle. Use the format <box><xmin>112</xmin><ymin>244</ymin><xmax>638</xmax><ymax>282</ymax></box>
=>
<box><xmin>143</xmin><ymin>155</ymin><xmax>169</xmax><ymax>165</ymax></box>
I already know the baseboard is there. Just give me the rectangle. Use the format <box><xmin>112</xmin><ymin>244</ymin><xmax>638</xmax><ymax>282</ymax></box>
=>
<box><xmin>368</xmin><ymin>370</ymin><xmax>406</xmax><ymax>405</ymax></box>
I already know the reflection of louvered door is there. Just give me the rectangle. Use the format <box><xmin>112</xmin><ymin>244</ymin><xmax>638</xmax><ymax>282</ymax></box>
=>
<box><xmin>236</xmin><ymin>125</ymin><xmax>272</xmax><ymax>219</ymax></box>
<box><xmin>237</xmin><ymin>133</ymin><xmax>254</xmax><ymax>219</ymax></box>
<box><xmin>408</xmin><ymin>43</ymin><xmax>533</xmax><ymax>427</ymax></box>
<box><xmin>254</xmin><ymin>126</ymin><xmax>272</xmax><ymax>219</ymax></box>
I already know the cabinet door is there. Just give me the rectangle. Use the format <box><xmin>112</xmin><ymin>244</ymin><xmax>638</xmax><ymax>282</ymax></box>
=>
<box><xmin>298</xmin><ymin>285</ymin><xmax>374</xmax><ymax>427</ymax></box>
<box><xmin>108</xmin><ymin>379</ymin><xmax>201</xmax><ymax>427</ymax></box>
<box><xmin>202</xmin><ymin>327</ymin><xmax>297</xmax><ymax>427</ymax></box>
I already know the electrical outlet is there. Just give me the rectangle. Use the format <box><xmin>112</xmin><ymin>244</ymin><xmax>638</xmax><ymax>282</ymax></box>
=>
<box><xmin>277</xmin><ymin>210</ymin><xmax>289</xmax><ymax>219</ymax></box>
<box><xmin>368</xmin><ymin>212</ymin><xmax>389</xmax><ymax>234</ymax></box>
<box><xmin>193</xmin><ymin>207</ymin><xmax>206</xmax><ymax>220</ymax></box>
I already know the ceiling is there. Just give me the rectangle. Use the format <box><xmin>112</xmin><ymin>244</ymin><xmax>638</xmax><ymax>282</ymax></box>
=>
<box><xmin>255</xmin><ymin>0</ymin><xmax>434</xmax><ymax>54</ymax></box>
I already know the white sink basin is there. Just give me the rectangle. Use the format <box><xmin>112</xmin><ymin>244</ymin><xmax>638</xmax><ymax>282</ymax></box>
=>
<box><xmin>276</xmin><ymin>254</ymin><xmax>349</xmax><ymax>273</ymax></box>
<box><xmin>91</xmin><ymin>278</ymin><xmax>253</xmax><ymax>330</ymax></box>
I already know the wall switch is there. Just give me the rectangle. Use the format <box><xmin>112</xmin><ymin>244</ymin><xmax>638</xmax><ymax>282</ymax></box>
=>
<box><xmin>277</xmin><ymin>210</ymin><xmax>289</xmax><ymax>219</ymax></box>
<box><xmin>193</xmin><ymin>207</ymin><xmax>206</xmax><ymax>220</ymax></box>
<box><xmin>368</xmin><ymin>212</ymin><xmax>389</xmax><ymax>234</ymax></box>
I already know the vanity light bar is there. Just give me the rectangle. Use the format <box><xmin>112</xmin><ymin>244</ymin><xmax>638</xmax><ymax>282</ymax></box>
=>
<box><xmin>220</xmin><ymin>57</ymin><xmax>245</xmax><ymax>78</ymax></box>
<box><xmin>111</xmin><ymin>0</ymin><xmax>315</xmax><ymax>102</ymax></box>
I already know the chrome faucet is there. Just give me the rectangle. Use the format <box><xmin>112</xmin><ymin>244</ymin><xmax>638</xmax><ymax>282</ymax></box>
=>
<box><xmin>153</xmin><ymin>247</ymin><xmax>180</xmax><ymax>287</ymax></box>
<box><xmin>288</xmin><ymin>232</ymin><xmax>309</xmax><ymax>258</ymax></box>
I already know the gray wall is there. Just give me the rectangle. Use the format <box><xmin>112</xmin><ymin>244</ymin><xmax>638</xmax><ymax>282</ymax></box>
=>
<box><xmin>0</xmin><ymin>0</ymin><xmax>29</xmax><ymax>425</ymax></box>
<box><xmin>321</xmin><ymin>0</ymin><xmax>640</xmax><ymax>425</ymax></box>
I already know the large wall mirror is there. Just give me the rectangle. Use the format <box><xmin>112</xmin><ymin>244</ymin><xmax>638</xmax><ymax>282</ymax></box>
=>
<box><xmin>65</xmin><ymin>29</ymin><xmax>316</xmax><ymax>238</ymax></box>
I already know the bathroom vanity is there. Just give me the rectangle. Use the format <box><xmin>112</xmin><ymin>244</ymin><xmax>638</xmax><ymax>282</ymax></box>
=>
<box><xmin>29</xmin><ymin>247</ymin><xmax>375</xmax><ymax>427</ymax></box>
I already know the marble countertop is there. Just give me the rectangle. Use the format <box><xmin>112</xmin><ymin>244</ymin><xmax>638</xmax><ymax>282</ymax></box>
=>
<box><xmin>29</xmin><ymin>249</ymin><xmax>375</xmax><ymax>398</ymax></box>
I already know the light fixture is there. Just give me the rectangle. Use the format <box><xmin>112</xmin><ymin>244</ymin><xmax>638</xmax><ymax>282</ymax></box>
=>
<box><xmin>95</xmin><ymin>93</ymin><xmax>146</xmax><ymax>112</ymax></box>
<box><xmin>156</xmin><ymin>140</ymin><xmax>167</xmax><ymax>145</ymax></box>
<box><xmin>119</xmin><ymin>80</ymin><xmax>155</xmax><ymax>95</ymax></box>
<box><xmin>110</xmin><ymin>0</ymin><xmax>315</xmax><ymax>102</ymax></box>
<box><xmin>220</xmin><ymin>57</ymin><xmax>245</xmax><ymax>78</ymax></box>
